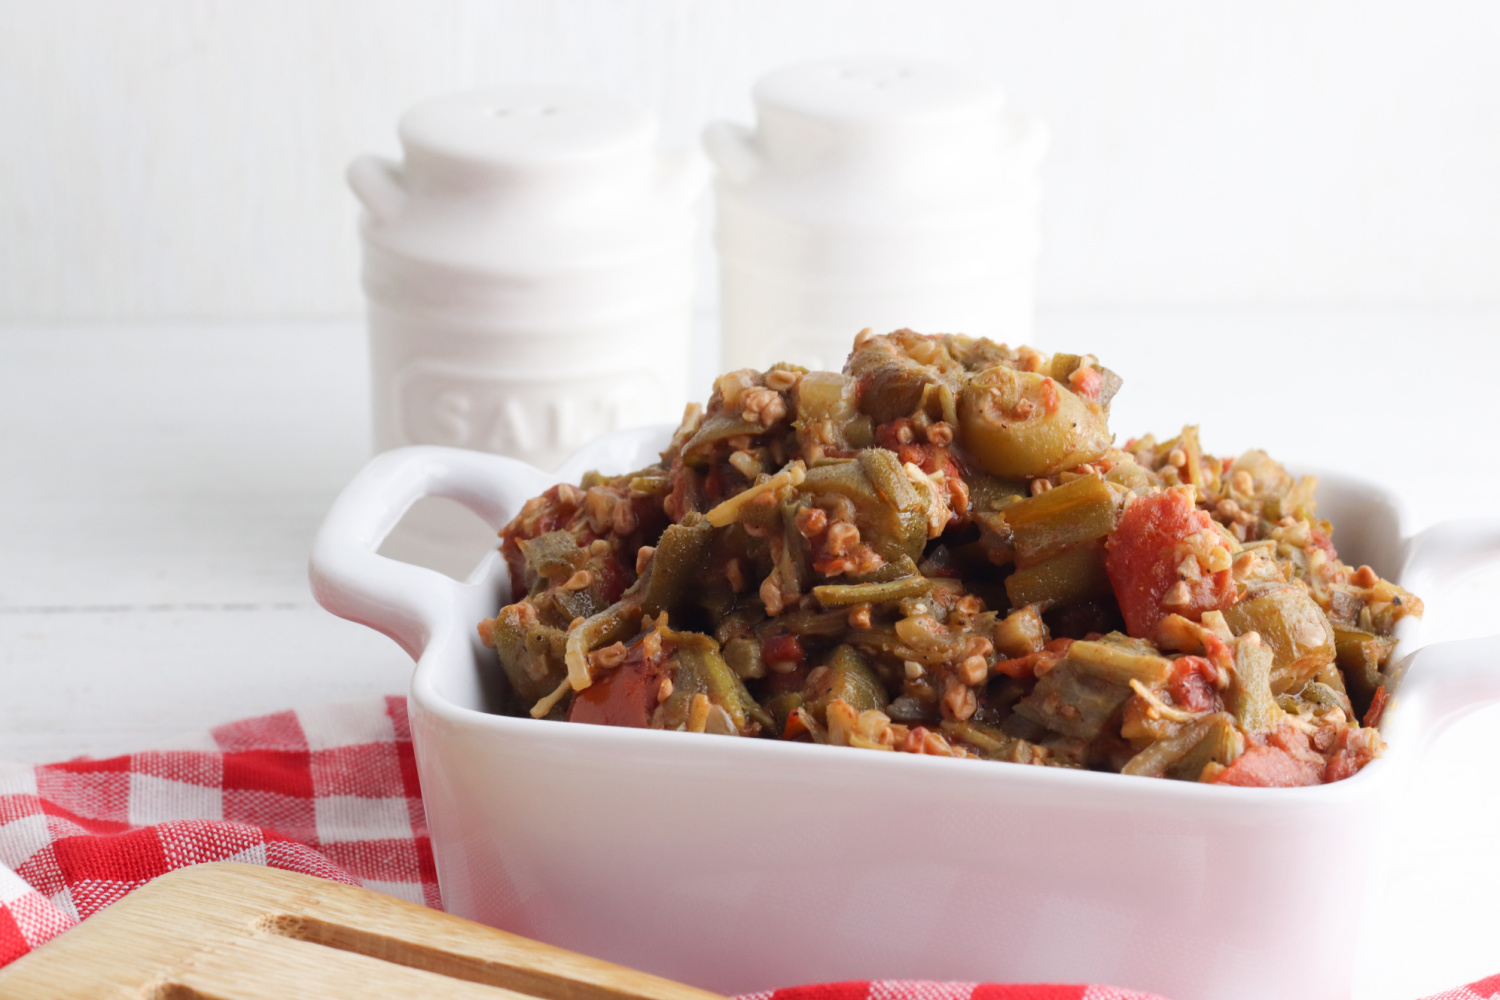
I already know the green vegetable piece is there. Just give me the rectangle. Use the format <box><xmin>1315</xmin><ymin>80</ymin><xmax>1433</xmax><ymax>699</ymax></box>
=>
<box><xmin>1003</xmin><ymin>476</ymin><xmax>1119</xmax><ymax>568</ymax></box>
<box><xmin>849</xmin><ymin>357</ymin><xmax>936</xmax><ymax>424</ymax></box>
<box><xmin>940</xmin><ymin>719</ymin><xmax>1042</xmax><ymax>764</ymax></box>
<box><xmin>1300</xmin><ymin>680</ymin><xmax>1354</xmax><ymax>719</ymax></box>
<box><xmin>1066</xmin><ymin>633</ymin><xmax>1172</xmax><ymax>686</ymax></box>
<box><xmin>847</xmin><ymin>555</ymin><xmax>923</xmax><ymax>585</ymax></box>
<box><xmin>723</xmin><ymin>635</ymin><xmax>766</xmax><ymax>680</ymax></box>
<box><xmin>760</xmin><ymin>607</ymin><xmax>851</xmax><ymax>638</ymax></box>
<box><xmin>627</xmin><ymin>474</ymin><xmax>670</xmax><ymax>497</ymax></box>
<box><xmin>484</xmin><ymin>607</ymin><xmax>568</xmax><ymax>709</ymax></box>
<box><xmin>1334</xmin><ymin>626</ymin><xmax>1396</xmax><ymax>717</ymax></box>
<box><xmin>966</xmin><ymin>474</ymin><xmax>1028</xmax><ymax>513</ymax></box>
<box><xmin>521</xmin><ymin>530</ymin><xmax>585</xmax><ymax>580</ymax></box>
<box><xmin>813</xmin><ymin>574</ymin><xmax>931</xmax><ymax>608</ymax></box>
<box><xmin>802</xmin><ymin>645</ymin><xmax>889</xmax><ymax>724</ymax></box>
<box><xmin>780</xmin><ymin>502</ymin><xmax>814</xmax><ymax>594</ymax></box>
<box><xmin>681</xmin><ymin>411</ymin><xmax>768</xmax><ymax>463</ymax></box>
<box><xmin>563</xmin><ymin>594</ymin><xmax>647</xmax><ymax>693</ymax></box>
<box><xmin>1104</xmin><ymin>460</ymin><xmax>1158</xmax><ymax>495</ymax></box>
<box><xmin>549</xmin><ymin>585</ymin><xmax>606</xmax><ymax>624</ymax></box>
<box><xmin>659</xmin><ymin>632</ymin><xmax>773</xmax><ymax>734</ymax></box>
<box><xmin>993</xmin><ymin>603</ymin><xmax>1048</xmax><ymax>658</ymax></box>
<box><xmin>640</xmin><ymin>521</ymin><xmax>714</xmax><ymax>615</ymax></box>
<box><xmin>1226</xmin><ymin>635</ymin><xmax>1282</xmax><ymax>733</ymax></box>
<box><xmin>918</xmin><ymin>380</ymin><xmax>960</xmax><ymax>428</ymax></box>
<box><xmin>794</xmin><ymin>371</ymin><xmax>862</xmax><ymax>453</ymax></box>
<box><xmin>1004</xmin><ymin>542</ymin><xmax>1113</xmax><ymax>610</ymax></box>
<box><xmin>857</xmin><ymin>449</ymin><xmax>931</xmax><ymax>555</ymax></box>
<box><xmin>763</xmin><ymin>691</ymin><xmax>805</xmax><ymax>734</ymax></box>
<box><xmin>799</xmin><ymin>454</ymin><xmax>927</xmax><ymax>562</ymax></box>
<box><xmin>957</xmin><ymin>365</ymin><xmax>1112</xmax><ymax>478</ymax></box>
<box><xmin>1221</xmin><ymin>584</ymin><xmax>1336</xmax><ymax>694</ymax></box>
<box><xmin>1013</xmin><ymin>662</ymin><xmax>1132</xmax><ymax>740</ymax></box>
<box><xmin>1121</xmin><ymin>713</ymin><xmax>1238</xmax><ymax>781</ymax></box>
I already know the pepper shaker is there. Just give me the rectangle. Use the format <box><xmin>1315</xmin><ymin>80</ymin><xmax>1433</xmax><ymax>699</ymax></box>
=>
<box><xmin>705</xmin><ymin>58</ymin><xmax>1048</xmax><ymax>372</ymax></box>
<box><xmin>350</xmin><ymin>87</ymin><xmax>705</xmax><ymax>470</ymax></box>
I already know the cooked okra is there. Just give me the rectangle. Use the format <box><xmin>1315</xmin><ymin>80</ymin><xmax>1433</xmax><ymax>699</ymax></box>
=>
<box><xmin>480</xmin><ymin>330</ymin><xmax>1422</xmax><ymax>786</ymax></box>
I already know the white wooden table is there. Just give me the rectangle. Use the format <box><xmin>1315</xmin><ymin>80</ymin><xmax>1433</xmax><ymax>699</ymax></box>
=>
<box><xmin>3</xmin><ymin>308</ymin><xmax>1499</xmax><ymax>999</ymax></box>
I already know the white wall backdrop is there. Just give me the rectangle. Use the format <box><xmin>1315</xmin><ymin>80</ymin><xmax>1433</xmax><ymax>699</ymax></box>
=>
<box><xmin>1</xmin><ymin>0</ymin><xmax>1497</xmax><ymax>322</ymax></box>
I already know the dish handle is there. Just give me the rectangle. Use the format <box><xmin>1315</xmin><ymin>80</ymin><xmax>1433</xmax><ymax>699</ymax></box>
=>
<box><xmin>1398</xmin><ymin>517</ymin><xmax>1500</xmax><ymax>598</ymax></box>
<box><xmin>1384</xmin><ymin>634</ymin><xmax>1500</xmax><ymax>756</ymax></box>
<box><xmin>1383</xmin><ymin>517</ymin><xmax>1500</xmax><ymax>750</ymax></box>
<box><xmin>309</xmin><ymin>446</ymin><xmax>552</xmax><ymax>660</ymax></box>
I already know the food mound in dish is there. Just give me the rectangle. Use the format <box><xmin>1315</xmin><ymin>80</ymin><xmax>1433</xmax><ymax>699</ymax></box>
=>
<box><xmin>480</xmin><ymin>330</ymin><xmax>1421</xmax><ymax>786</ymax></box>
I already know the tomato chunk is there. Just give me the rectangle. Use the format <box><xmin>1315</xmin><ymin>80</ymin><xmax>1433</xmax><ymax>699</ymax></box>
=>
<box><xmin>1169</xmin><ymin>655</ymin><xmax>1218</xmax><ymax>713</ymax></box>
<box><xmin>761</xmin><ymin>633</ymin><xmax>805</xmax><ymax>667</ymax></box>
<box><xmin>1211</xmin><ymin>746</ymin><xmax>1323</xmax><ymax>787</ymax></box>
<box><xmin>1105</xmin><ymin>488</ymin><xmax>1235</xmax><ymax>640</ymax></box>
<box><xmin>567</xmin><ymin>658</ymin><xmax>665</xmax><ymax>729</ymax></box>
<box><xmin>1323</xmin><ymin>727</ymin><xmax>1381</xmax><ymax>783</ymax></box>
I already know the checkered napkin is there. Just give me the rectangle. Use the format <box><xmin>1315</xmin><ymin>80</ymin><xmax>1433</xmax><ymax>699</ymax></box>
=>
<box><xmin>0</xmin><ymin>694</ymin><xmax>436</xmax><ymax>965</ymax></box>
<box><xmin>755</xmin><ymin>981</ymin><xmax>1500</xmax><ymax>1000</ymax></box>
<box><xmin>1</xmin><ymin>696</ymin><xmax>1497</xmax><ymax>1000</ymax></box>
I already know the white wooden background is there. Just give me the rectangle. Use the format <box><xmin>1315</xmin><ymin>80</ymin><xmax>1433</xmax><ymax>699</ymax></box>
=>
<box><xmin>1</xmin><ymin>1</ymin><xmax>1498</xmax><ymax>321</ymax></box>
<box><xmin>3</xmin><ymin>4</ymin><xmax>1500</xmax><ymax>998</ymax></box>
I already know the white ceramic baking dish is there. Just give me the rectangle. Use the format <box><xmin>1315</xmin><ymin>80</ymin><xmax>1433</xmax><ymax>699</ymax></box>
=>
<box><xmin>310</xmin><ymin>428</ymin><xmax>1500</xmax><ymax>1000</ymax></box>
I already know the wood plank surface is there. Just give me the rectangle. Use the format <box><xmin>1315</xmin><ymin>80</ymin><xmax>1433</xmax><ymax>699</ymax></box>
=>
<box><xmin>0</xmin><ymin>863</ymin><xmax>726</xmax><ymax>1000</ymax></box>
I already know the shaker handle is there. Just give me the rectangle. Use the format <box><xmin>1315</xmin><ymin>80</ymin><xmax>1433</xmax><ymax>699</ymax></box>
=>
<box><xmin>347</xmin><ymin>155</ymin><xmax>407</xmax><ymax>223</ymax></box>
<box><xmin>701</xmin><ymin>122</ymin><xmax>764</xmax><ymax>184</ymax></box>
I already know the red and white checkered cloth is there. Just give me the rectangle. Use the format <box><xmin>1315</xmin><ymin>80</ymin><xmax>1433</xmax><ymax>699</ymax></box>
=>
<box><xmin>0</xmin><ymin>695</ymin><xmax>1497</xmax><ymax>1000</ymax></box>
<box><xmin>753</xmin><ymin>981</ymin><xmax>1500</xmax><ymax>1000</ymax></box>
<box><xmin>0</xmin><ymin>694</ymin><xmax>435</xmax><ymax>966</ymax></box>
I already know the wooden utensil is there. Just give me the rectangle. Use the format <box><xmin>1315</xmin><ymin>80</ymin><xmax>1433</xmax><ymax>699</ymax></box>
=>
<box><xmin>0</xmin><ymin>862</ymin><xmax>729</xmax><ymax>1000</ymax></box>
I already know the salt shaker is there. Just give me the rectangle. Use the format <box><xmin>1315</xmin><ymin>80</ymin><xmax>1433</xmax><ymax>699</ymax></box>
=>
<box><xmin>350</xmin><ymin>86</ymin><xmax>705</xmax><ymax>470</ymax></box>
<box><xmin>705</xmin><ymin>58</ymin><xmax>1048</xmax><ymax>372</ymax></box>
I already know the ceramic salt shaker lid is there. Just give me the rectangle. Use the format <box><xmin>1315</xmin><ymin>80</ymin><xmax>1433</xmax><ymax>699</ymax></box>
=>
<box><xmin>352</xmin><ymin>86</ymin><xmax>702</xmax><ymax>274</ymax></box>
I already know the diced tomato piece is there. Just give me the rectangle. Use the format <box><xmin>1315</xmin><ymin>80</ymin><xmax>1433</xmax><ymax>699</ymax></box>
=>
<box><xmin>593</xmin><ymin>554</ymin><xmax>627</xmax><ymax>605</ymax></box>
<box><xmin>1362</xmin><ymin>685</ymin><xmax>1389</xmax><ymax>729</ymax></box>
<box><xmin>567</xmin><ymin>658</ymin><xmax>665</xmax><ymax>729</ymax></box>
<box><xmin>761</xmin><ymin>633</ymin><xmax>805</xmax><ymax>667</ymax></box>
<box><xmin>1211</xmin><ymin>746</ymin><xmax>1324</xmax><ymax>787</ymax></box>
<box><xmin>875</xmin><ymin>419</ymin><xmax>918</xmax><ymax>452</ymax></box>
<box><xmin>897</xmin><ymin>442</ymin><xmax>933</xmax><ymax>469</ymax></box>
<box><xmin>1309</xmin><ymin>528</ymin><xmax>1338</xmax><ymax>561</ymax></box>
<box><xmin>782</xmin><ymin>710</ymin><xmax>810</xmax><ymax>741</ymax></box>
<box><xmin>993</xmin><ymin>638</ymin><xmax>1073</xmax><ymax>680</ymax></box>
<box><xmin>1169</xmin><ymin>655</ymin><xmax>1218</xmax><ymax>712</ymax></box>
<box><xmin>1039</xmin><ymin>378</ymin><xmax>1060</xmax><ymax>414</ymax></box>
<box><xmin>1323</xmin><ymin>727</ymin><xmax>1381</xmax><ymax>783</ymax></box>
<box><xmin>1069</xmin><ymin>365</ymin><xmax>1103</xmax><ymax>402</ymax></box>
<box><xmin>1105</xmin><ymin>489</ymin><xmax>1235</xmax><ymax>640</ymax></box>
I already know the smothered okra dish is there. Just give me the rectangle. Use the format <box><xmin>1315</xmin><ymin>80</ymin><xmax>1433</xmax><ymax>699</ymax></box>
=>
<box><xmin>480</xmin><ymin>330</ymin><xmax>1419</xmax><ymax>786</ymax></box>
